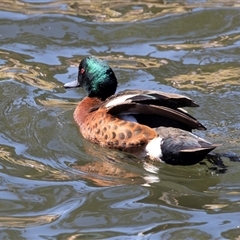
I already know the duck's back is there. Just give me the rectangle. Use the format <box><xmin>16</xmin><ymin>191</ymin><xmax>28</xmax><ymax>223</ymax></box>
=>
<box><xmin>102</xmin><ymin>90</ymin><xmax>206</xmax><ymax>132</ymax></box>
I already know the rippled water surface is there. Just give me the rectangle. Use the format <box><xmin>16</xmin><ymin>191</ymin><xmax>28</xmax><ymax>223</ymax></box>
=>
<box><xmin>0</xmin><ymin>0</ymin><xmax>240</xmax><ymax>239</ymax></box>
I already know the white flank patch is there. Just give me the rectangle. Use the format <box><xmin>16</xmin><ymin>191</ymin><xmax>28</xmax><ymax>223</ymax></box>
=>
<box><xmin>105</xmin><ymin>94</ymin><xmax>136</xmax><ymax>108</ymax></box>
<box><xmin>145</xmin><ymin>137</ymin><xmax>163</xmax><ymax>159</ymax></box>
<box><xmin>116</xmin><ymin>114</ymin><xmax>138</xmax><ymax>123</ymax></box>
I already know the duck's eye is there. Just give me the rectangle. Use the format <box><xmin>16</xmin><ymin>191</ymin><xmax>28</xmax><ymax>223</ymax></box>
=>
<box><xmin>80</xmin><ymin>68</ymin><xmax>85</xmax><ymax>74</ymax></box>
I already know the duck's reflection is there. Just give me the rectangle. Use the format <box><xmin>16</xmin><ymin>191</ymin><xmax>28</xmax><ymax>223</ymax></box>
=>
<box><xmin>71</xmin><ymin>139</ymin><xmax>160</xmax><ymax>187</ymax></box>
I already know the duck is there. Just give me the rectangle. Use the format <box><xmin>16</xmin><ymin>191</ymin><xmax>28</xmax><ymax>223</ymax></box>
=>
<box><xmin>64</xmin><ymin>56</ymin><xmax>218</xmax><ymax>166</ymax></box>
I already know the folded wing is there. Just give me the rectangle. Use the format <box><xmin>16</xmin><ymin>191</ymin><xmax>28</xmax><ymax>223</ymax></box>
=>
<box><xmin>101</xmin><ymin>90</ymin><xmax>206</xmax><ymax>131</ymax></box>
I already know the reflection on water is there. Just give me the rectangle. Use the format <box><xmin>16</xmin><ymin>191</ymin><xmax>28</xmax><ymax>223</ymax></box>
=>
<box><xmin>165</xmin><ymin>66</ymin><xmax>240</xmax><ymax>91</ymax></box>
<box><xmin>0</xmin><ymin>0</ymin><xmax>240</xmax><ymax>239</ymax></box>
<box><xmin>0</xmin><ymin>51</ymin><xmax>57</xmax><ymax>90</ymax></box>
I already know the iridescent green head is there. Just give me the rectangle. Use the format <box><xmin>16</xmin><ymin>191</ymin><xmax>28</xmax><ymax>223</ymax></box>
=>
<box><xmin>64</xmin><ymin>56</ymin><xmax>117</xmax><ymax>100</ymax></box>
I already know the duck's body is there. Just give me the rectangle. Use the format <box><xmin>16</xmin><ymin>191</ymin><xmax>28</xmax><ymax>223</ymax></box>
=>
<box><xmin>74</xmin><ymin>94</ymin><xmax>157</xmax><ymax>149</ymax></box>
<box><xmin>65</xmin><ymin>56</ymin><xmax>217</xmax><ymax>165</ymax></box>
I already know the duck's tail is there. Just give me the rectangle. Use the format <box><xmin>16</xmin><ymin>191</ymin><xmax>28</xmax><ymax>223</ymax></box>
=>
<box><xmin>203</xmin><ymin>152</ymin><xmax>240</xmax><ymax>172</ymax></box>
<box><xmin>151</xmin><ymin>126</ymin><xmax>218</xmax><ymax>166</ymax></box>
<box><xmin>163</xmin><ymin>146</ymin><xmax>217</xmax><ymax>166</ymax></box>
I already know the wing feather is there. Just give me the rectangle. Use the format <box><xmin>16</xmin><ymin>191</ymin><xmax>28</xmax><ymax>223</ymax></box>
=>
<box><xmin>99</xmin><ymin>90</ymin><xmax>205</xmax><ymax>131</ymax></box>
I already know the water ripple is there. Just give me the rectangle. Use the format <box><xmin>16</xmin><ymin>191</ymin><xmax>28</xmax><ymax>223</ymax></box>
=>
<box><xmin>0</xmin><ymin>1</ymin><xmax>240</xmax><ymax>239</ymax></box>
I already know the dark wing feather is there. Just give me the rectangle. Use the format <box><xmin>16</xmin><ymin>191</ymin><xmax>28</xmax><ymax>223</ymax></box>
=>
<box><xmin>107</xmin><ymin>103</ymin><xmax>206</xmax><ymax>131</ymax></box>
<box><xmin>106</xmin><ymin>89</ymin><xmax>199</xmax><ymax>108</ymax></box>
<box><xmin>102</xmin><ymin>90</ymin><xmax>205</xmax><ymax>131</ymax></box>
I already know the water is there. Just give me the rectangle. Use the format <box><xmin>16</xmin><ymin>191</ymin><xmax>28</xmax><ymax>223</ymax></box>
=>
<box><xmin>0</xmin><ymin>1</ymin><xmax>240</xmax><ymax>239</ymax></box>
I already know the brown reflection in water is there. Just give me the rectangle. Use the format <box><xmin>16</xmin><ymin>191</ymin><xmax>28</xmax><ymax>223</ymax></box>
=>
<box><xmin>156</xmin><ymin>34</ymin><xmax>240</xmax><ymax>50</ymax></box>
<box><xmin>0</xmin><ymin>147</ymin><xmax>72</xmax><ymax>180</ymax></box>
<box><xmin>157</xmin><ymin>42</ymin><xmax>223</xmax><ymax>50</ymax></box>
<box><xmin>159</xmin><ymin>191</ymin><xmax>180</xmax><ymax>206</ymax></box>
<box><xmin>165</xmin><ymin>67</ymin><xmax>240</xmax><ymax>91</ymax></box>
<box><xmin>0</xmin><ymin>215</ymin><xmax>59</xmax><ymax>228</ymax></box>
<box><xmin>0</xmin><ymin>52</ymin><xmax>57</xmax><ymax>91</ymax></box>
<box><xmin>1</xmin><ymin>0</ymin><xmax>239</xmax><ymax>22</ymax></box>
<box><xmin>73</xmin><ymin>161</ymin><xmax>142</xmax><ymax>187</ymax></box>
<box><xmin>78</xmin><ymin>2</ymin><xmax>189</xmax><ymax>23</ymax></box>
<box><xmin>72</xmin><ymin>139</ymin><xmax>150</xmax><ymax>187</ymax></box>
<box><xmin>38</xmin><ymin>99</ymin><xmax>77</xmax><ymax>109</ymax></box>
<box><xmin>68</xmin><ymin>54</ymin><xmax>167</xmax><ymax>70</ymax></box>
<box><xmin>0</xmin><ymin>1</ymin><xmax>187</xmax><ymax>22</ymax></box>
<box><xmin>203</xmin><ymin>204</ymin><xmax>228</xmax><ymax>210</ymax></box>
<box><xmin>0</xmin><ymin>140</ymin><xmax>150</xmax><ymax>187</ymax></box>
<box><xmin>158</xmin><ymin>191</ymin><xmax>230</xmax><ymax>210</ymax></box>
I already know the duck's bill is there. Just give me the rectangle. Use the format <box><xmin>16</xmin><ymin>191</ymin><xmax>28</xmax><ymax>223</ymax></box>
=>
<box><xmin>64</xmin><ymin>79</ymin><xmax>80</xmax><ymax>88</ymax></box>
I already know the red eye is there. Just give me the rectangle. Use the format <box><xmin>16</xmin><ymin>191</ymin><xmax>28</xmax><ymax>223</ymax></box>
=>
<box><xmin>80</xmin><ymin>68</ymin><xmax>85</xmax><ymax>74</ymax></box>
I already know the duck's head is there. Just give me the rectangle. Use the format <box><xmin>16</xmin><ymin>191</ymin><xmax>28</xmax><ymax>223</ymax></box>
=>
<box><xmin>64</xmin><ymin>56</ymin><xmax>118</xmax><ymax>100</ymax></box>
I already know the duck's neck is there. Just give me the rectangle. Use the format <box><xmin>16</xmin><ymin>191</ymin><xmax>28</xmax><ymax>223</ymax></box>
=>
<box><xmin>73</xmin><ymin>97</ymin><xmax>102</xmax><ymax>126</ymax></box>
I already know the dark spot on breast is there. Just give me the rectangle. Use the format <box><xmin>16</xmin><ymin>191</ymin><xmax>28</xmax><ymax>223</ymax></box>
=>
<box><xmin>113</xmin><ymin>125</ymin><xmax>118</xmax><ymax>130</ymax></box>
<box><xmin>96</xmin><ymin>129</ymin><xmax>100</xmax><ymax>134</ymax></box>
<box><xmin>139</xmin><ymin>140</ymin><xmax>146</xmax><ymax>146</ymax></box>
<box><xmin>112</xmin><ymin>132</ymin><xmax>116</xmax><ymax>139</ymax></box>
<box><xmin>104</xmin><ymin>134</ymin><xmax>108</xmax><ymax>140</ymax></box>
<box><xmin>125</xmin><ymin>130</ymin><xmax>132</xmax><ymax>138</ymax></box>
<box><xmin>134</xmin><ymin>126</ymin><xmax>142</xmax><ymax>135</ymax></box>
<box><xmin>118</xmin><ymin>132</ymin><xmax>125</xmax><ymax>140</ymax></box>
<box><xmin>99</xmin><ymin>119</ymin><xmax>102</xmax><ymax>124</ymax></box>
<box><xmin>114</xmin><ymin>140</ymin><xmax>119</xmax><ymax>145</ymax></box>
<box><xmin>103</xmin><ymin>127</ymin><xmax>107</xmax><ymax>132</ymax></box>
<box><xmin>128</xmin><ymin>143</ymin><xmax>136</xmax><ymax>147</ymax></box>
